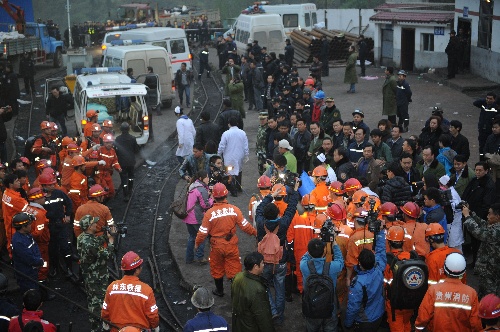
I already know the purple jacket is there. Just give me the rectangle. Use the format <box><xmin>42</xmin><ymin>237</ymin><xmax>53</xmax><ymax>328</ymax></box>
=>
<box><xmin>183</xmin><ymin>180</ymin><xmax>213</xmax><ymax>225</ymax></box>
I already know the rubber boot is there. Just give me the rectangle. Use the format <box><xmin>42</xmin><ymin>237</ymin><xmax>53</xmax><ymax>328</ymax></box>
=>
<box><xmin>285</xmin><ymin>273</ymin><xmax>293</xmax><ymax>302</ymax></box>
<box><xmin>207</xmin><ymin>71</ymin><xmax>210</xmax><ymax>78</ymax></box>
<box><xmin>198</xmin><ymin>73</ymin><xmax>202</xmax><ymax>80</ymax></box>
<box><xmin>213</xmin><ymin>278</ymin><xmax>224</xmax><ymax>297</ymax></box>
<box><xmin>403</xmin><ymin>119</ymin><xmax>410</xmax><ymax>133</ymax></box>
<box><xmin>122</xmin><ymin>185</ymin><xmax>129</xmax><ymax>202</ymax></box>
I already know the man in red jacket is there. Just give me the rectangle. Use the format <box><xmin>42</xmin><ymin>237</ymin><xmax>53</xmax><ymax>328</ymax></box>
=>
<box><xmin>9</xmin><ymin>289</ymin><xmax>56</xmax><ymax>332</ymax></box>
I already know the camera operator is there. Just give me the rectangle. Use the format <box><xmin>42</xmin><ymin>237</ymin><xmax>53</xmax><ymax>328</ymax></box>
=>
<box><xmin>208</xmin><ymin>155</ymin><xmax>237</xmax><ymax>197</ymax></box>
<box><xmin>179</xmin><ymin>143</ymin><xmax>212</xmax><ymax>182</ymax></box>
<box><xmin>264</xmin><ymin>154</ymin><xmax>288</xmax><ymax>183</ymax></box>
<box><xmin>77</xmin><ymin>215</ymin><xmax>116</xmax><ymax>332</ymax></box>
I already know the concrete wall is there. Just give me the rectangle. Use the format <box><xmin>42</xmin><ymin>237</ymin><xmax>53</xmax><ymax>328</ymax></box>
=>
<box><xmin>316</xmin><ymin>9</ymin><xmax>376</xmax><ymax>38</ymax></box>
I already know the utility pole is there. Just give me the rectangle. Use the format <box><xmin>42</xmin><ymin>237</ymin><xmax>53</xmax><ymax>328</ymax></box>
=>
<box><xmin>65</xmin><ymin>0</ymin><xmax>72</xmax><ymax>48</ymax></box>
<box><xmin>324</xmin><ymin>0</ymin><xmax>328</xmax><ymax>29</ymax></box>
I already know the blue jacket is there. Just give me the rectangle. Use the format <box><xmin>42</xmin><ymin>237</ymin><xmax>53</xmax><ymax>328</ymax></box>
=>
<box><xmin>423</xmin><ymin>204</ymin><xmax>449</xmax><ymax>244</ymax></box>
<box><xmin>183</xmin><ymin>311</ymin><xmax>228</xmax><ymax>332</ymax></box>
<box><xmin>345</xmin><ymin>231</ymin><xmax>386</xmax><ymax>327</ymax></box>
<box><xmin>179</xmin><ymin>152</ymin><xmax>213</xmax><ymax>179</ymax></box>
<box><xmin>12</xmin><ymin>232</ymin><xmax>43</xmax><ymax>290</ymax></box>
<box><xmin>347</xmin><ymin>141</ymin><xmax>367</xmax><ymax>162</ymax></box>
<box><xmin>256</xmin><ymin>191</ymin><xmax>299</xmax><ymax>264</ymax></box>
<box><xmin>437</xmin><ymin>147</ymin><xmax>456</xmax><ymax>176</ymax></box>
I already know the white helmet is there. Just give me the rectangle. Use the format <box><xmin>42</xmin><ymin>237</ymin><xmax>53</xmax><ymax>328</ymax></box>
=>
<box><xmin>444</xmin><ymin>252</ymin><xmax>466</xmax><ymax>277</ymax></box>
<box><xmin>191</xmin><ymin>287</ymin><xmax>214</xmax><ymax>309</ymax></box>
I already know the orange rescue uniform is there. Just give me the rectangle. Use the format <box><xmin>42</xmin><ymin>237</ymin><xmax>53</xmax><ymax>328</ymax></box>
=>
<box><xmin>67</xmin><ymin>172</ymin><xmax>88</xmax><ymax>213</ymax></box>
<box><xmin>334</xmin><ymin>220</ymin><xmax>353</xmax><ymax>305</ymax></box>
<box><xmin>402</xmin><ymin>221</ymin><xmax>430</xmax><ymax>257</ymax></box>
<box><xmin>101</xmin><ymin>275</ymin><xmax>159</xmax><ymax>331</ymax></box>
<box><xmin>74</xmin><ymin>200</ymin><xmax>114</xmax><ymax>238</ymax></box>
<box><xmin>31</xmin><ymin>133</ymin><xmax>56</xmax><ymax>166</ymax></box>
<box><xmin>310</xmin><ymin>182</ymin><xmax>331</xmax><ymax>212</ymax></box>
<box><xmin>286</xmin><ymin>212</ymin><xmax>314</xmax><ymax>292</ymax></box>
<box><xmin>274</xmin><ymin>199</ymin><xmax>287</xmax><ymax>217</ymax></box>
<box><xmin>415</xmin><ymin>278</ymin><xmax>482</xmax><ymax>332</ymax></box>
<box><xmin>345</xmin><ymin>226</ymin><xmax>374</xmax><ymax>269</ymax></box>
<box><xmin>25</xmin><ymin>203</ymin><xmax>50</xmax><ymax>280</ymax></box>
<box><xmin>98</xmin><ymin>146</ymin><xmax>121</xmax><ymax>197</ymax></box>
<box><xmin>195</xmin><ymin>201</ymin><xmax>257</xmax><ymax>279</ymax></box>
<box><xmin>1</xmin><ymin>188</ymin><xmax>28</xmax><ymax>255</ymax></box>
<box><xmin>426</xmin><ymin>246</ymin><xmax>466</xmax><ymax>285</ymax></box>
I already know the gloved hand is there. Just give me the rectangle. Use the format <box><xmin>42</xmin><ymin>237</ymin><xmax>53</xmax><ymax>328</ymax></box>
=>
<box><xmin>102</xmin><ymin>322</ymin><xmax>110</xmax><ymax>331</ymax></box>
<box><xmin>92</xmin><ymin>144</ymin><xmax>101</xmax><ymax>151</ymax></box>
<box><xmin>98</xmin><ymin>160</ymin><xmax>106</xmax><ymax>166</ymax></box>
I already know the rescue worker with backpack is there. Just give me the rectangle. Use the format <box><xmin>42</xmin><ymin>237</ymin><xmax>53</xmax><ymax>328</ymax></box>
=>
<box><xmin>300</xmin><ymin>238</ymin><xmax>344</xmax><ymax>332</ymax></box>
<box><xmin>29</xmin><ymin>121</ymin><xmax>57</xmax><ymax>166</ymax></box>
<box><xmin>255</xmin><ymin>180</ymin><xmax>300</xmax><ymax>325</ymax></box>
<box><xmin>384</xmin><ymin>225</ymin><xmax>428</xmax><ymax>332</ymax></box>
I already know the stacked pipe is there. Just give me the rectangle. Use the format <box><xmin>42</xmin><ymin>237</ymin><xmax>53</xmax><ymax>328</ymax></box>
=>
<box><xmin>289</xmin><ymin>28</ymin><xmax>374</xmax><ymax>64</ymax></box>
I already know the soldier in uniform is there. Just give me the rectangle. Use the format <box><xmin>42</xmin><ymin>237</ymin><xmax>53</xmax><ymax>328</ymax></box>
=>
<box><xmin>77</xmin><ymin>215</ymin><xmax>115</xmax><ymax>332</ymax></box>
<box><xmin>256</xmin><ymin>112</ymin><xmax>269</xmax><ymax>175</ymax></box>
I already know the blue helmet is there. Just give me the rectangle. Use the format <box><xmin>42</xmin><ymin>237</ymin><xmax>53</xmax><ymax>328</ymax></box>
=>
<box><xmin>315</xmin><ymin>90</ymin><xmax>325</xmax><ymax>99</ymax></box>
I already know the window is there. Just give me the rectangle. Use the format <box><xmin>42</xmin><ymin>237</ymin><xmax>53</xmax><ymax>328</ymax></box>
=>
<box><xmin>128</xmin><ymin>59</ymin><xmax>146</xmax><ymax>75</ymax></box>
<box><xmin>169</xmin><ymin>40</ymin><xmax>185</xmax><ymax>54</ymax></box>
<box><xmin>312</xmin><ymin>12</ymin><xmax>318</xmax><ymax>25</ymax></box>
<box><xmin>253</xmin><ymin>31</ymin><xmax>267</xmax><ymax>45</ymax></box>
<box><xmin>152</xmin><ymin>41</ymin><xmax>167</xmax><ymax>49</ymax></box>
<box><xmin>283</xmin><ymin>14</ymin><xmax>298</xmax><ymax>28</ymax></box>
<box><xmin>422</xmin><ymin>33</ymin><xmax>434</xmax><ymax>51</ymax></box>
<box><xmin>478</xmin><ymin>1</ymin><xmax>493</xmax><ymax>49</ymax></box>
<box><xmin>305</xmin><ymin>13</ymin><xmax>311</xmax><ymax>27</ymax></box>
<box><xmin>269</xmin><ymin>30</ymin><xmax>283</xmax><ymax>44</ymax></box>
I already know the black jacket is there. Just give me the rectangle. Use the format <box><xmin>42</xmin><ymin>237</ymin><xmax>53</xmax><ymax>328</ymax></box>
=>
<box><xmin>292</xmin><ymin>130</ymin><xmax>312</xmax><ymax>162</ymax></box>
<box><xmin>0</xmin><ymin>100</ymin><xmax>13</xmax><ymax>143</ymax></box>
<box><xmin>450</xmin><ymin>133</ymin><xmax>470</xmax><ymax>160</ymax></box>
<box><xmin>115</xmin><ymin>132</ymin><xmax>139</xmax><ymax>167</ymax></box>
<box><xmin>45</xmin><ymin>93</ymin><xmax>73</xmax><ymax>117</ymax></box>
<box><xmin>44</xmin><ymin>189</ymin><xmax>73</xmax><ymax>223</ymax></box>
<box><xmin>462</xmin><ymin>175</ymin><xmax>497</xmax><ymax>219</ymax></box>
<box><xmin>396</xmin><ymin>80</ymin><xmax>412</xmax><ymax>106</ymax></box>
<box><xmin>217</xmin><ymin>109</ymin><xmax>243</xmax><ymax>135</ymax></box>
<box><xmin>484</xmin><ymin>133</ymin><xmax>500</xmax><ymax>154</ymax></box>
<box><xmin>381</xmin><ymin>176</ymin><xmax>412</xmax><ymax>205</ymax></box>
<box><xmin>386</xmin><ymin>137</ymin><xmax>404</xmax><ymax>159</ymax></box>
<box><xmin>395</xmin><ymin>165</ymin><xmax>421</xmax><ymax>194</ymax></box>
<box><xmin>419</xmin><ymin>127</ymin><xmax>443</xmax><ymax>150</ymax></box>
<box><xmin>473</xmin><ymin>98</ymin><xmax>497</xmax><ymax>132</ymax></box>
<box><xmin>335</xmin><ymin>158</ymin><xmax>356</xmax><ymax>182</ymax></box>
<box><xmin>196</xmin><ymin>121</ymin><xmax>221</xmax><ymax>147</ymax></box>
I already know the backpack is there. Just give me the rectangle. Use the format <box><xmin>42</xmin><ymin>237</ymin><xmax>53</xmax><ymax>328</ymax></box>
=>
<box><xmin>23</xmin><ymin>135</ymin><xmax>49</xmax><ymax>164</ymax></box>
<box><xmin>170</xmin><ymin>185</ymin><xmax>195</xmax><ymax>219</ymax></box>
<box><xmin>302</xmin><ymin>260</ymin><xmax>335</xmax><ymax>319</ymax></box>
<box><xmin>258</xmin><ymin>225</ymin><xmax>283</xmax><ymax>265</ymax></box>
<box><xmin>386</xmin><ymin>251</ymin><xmax>428</xmax><ymax>321</ymax></box>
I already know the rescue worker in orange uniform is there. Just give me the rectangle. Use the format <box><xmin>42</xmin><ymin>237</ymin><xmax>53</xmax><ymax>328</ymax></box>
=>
<box><xmin>100</xmin><ymin>119</ymin><xmax>114</xmax><ymax>139</ymax></box>
<box><xmin>345</xmin><ymin>207</ymin><xmax>375</xmax><ymax>287</ymax></box>
<box><xmin>83</xmin><ymin>110</ymin><xmax>98</xmax><ymax>138</ymax></box>
<box><xmin>286</xmin><ymin>194</ymin><xmax>315</xmax><ymax>293</ymax></box>
<box><xmin>74</xmin><ymin>184</ymin><xmax>114</xmax><ymax>238</ymax></box>
<box><xmin>379</xmin><ymin>202</ymin><xmax>405</xmax><ymax>251</ymax></box>
<box><xmin>194</xmin><ymin>183</ymin><xmax>257</xmax><ymax>297</ymax></box>
<box><xmin>384</xmin><ymin>226</ymin><xmax>414</xmax><ymax>332</ymax></box>
<box><xmin>1</xmin><ymin>173</ymin><xmax>28</xmax><ymax>256</ymax></box>
<box><xmin>102</xmin><ymin>251</ymin><xmax>159</xmax><ymax>332</ymax></box>
<box><xmin>98</xmin><ymin>134</ymin><xmax>122</xmax><ymax>198</ymax></box>
<box><xmin>61</xmin><ymin>144</ymin><xmax>101</xmax><ymax>192</ymax></box>
<box><xmin>478</xmin><ymin>294</ymin><xmax>500</xmax><ymax>331</ymax></box>
<box><xmin>248</xmin><ymin>175</ymin><xmax>271</xmax><ymax>227</ymax></box>
<box><xmin>328</xmin><ymin>180</ymin><xmax>346</xmax><ymax>207</ymax></box>
<box><xmin>400</xmin><ymin>201</ymin><xmax>430</xmax><ymax>257</ymax></box>
<box><xmin>58</xmin><ymin>136</ymin><xmax>75</xmax><ymax>173</ymax></box>
<box><xmin>425</xmin><ymin>223</ymin><xmax>465</xmax><ymax>285</ymax></box>
<box><xmin>310</xmin><ymin>166</ymin><xmax>331</xmax><ymax>212</ymax></box>
<box><xmin>347</xmin><ymin>190</ymin><xmax>368</xmax><ymax>228</ymax></box>
<box><xmin>67</xmin><ymin>156</ymin><xmax>89</xmax><ymax>213</ymax></box>
<box><xmin>272</xmin><ymin>183</ymin><xmax>288</xmax><ymax>217</ymax></box>
<box><xmin>31</xmin><ymin>121</ymin><xmax>57</xmax><ymax>166</ymax></box>
<box><xmin>85</xmin><ymin>150</ymin><xmax>102</xmax><ymax>187</ymax></box>
<box><xmin>25</xmin><ymin>187</ymin><xmax>50</xmax><ymax>281</ymax></box>
<box><xmin>81</xmin><ymin>123</ymin><xmax>104</xmax><ymax>152</ymax></box>
<box><xmin>415</xmin><ymin>252</ymin><xmax>482</xmax><ymax>332</ymax></box>
<box><xmin>344</xmin><ymin>178</ymin><xmax>363</xmax><ymax>227</ymax></box>
<box><xmin>32</xmin><ymin>160</ymin><xmax>54</xmax><ymax>189</ymax></box>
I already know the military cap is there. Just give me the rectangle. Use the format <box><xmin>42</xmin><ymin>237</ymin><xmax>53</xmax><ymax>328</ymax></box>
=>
<box><xmin>80</xmin><ymin>215</ymin><xmax>99</xmax><ymax>231</ymax></box>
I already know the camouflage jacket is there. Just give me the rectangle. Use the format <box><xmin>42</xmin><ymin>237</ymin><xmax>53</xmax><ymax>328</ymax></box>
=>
<box><xmin>77</xmin><ymin>233</ymin><xmax>115</xmax><ymax>282</ymax></box>
<box><xmin>256</xmin><ymin>124</ymin><xmax>268</xmax><ymax>155</ymax></box>
<box><xmin>464</xmin><ymin>212</ymin><xmax>500</xmax><ymax>276</ymax></box>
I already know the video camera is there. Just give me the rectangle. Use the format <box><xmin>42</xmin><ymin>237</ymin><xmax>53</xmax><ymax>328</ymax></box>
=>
<box><xmin>276</xmin><ymin>170</ymin><xmax>301</xmax><ymax>188</ymax></box>
<box><xmin>363</xmin><ymin>198</ymin><xmax>381</xmax><ymax>233</ymax></box>
<box><xmin>103</xmin><ymin>221</ymin><xmax>128</xmax><ymax>238</ymax></box>
<box><xmin>319</xmin><ymin>218</ymin><xmax>337</xmax><ymax>243</ymax></box>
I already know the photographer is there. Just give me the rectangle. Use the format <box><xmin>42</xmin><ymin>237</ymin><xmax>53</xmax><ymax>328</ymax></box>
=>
<box><xmin>208</xmin><ymin>154</ymin><xmax>236</xmax><ymax>197</ymax></box>
<box><xmin>77</xmin><ymin>215</ymin><xmax>115</xmax><ymax>332</ymax></box>
<box><xmin>179</xmin><ymin>143</ymin><xmax>212</xmax><ymax>182</ymax></box>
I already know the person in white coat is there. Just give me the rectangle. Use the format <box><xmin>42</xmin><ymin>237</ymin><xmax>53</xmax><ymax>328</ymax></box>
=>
<box><xmin>217</xmin><ymin>116</ymin><xmax>249</xmax><ymax>196</ymax></box>
<box><xmin>176</xmin><ymin>106</ymin><xmax>196</xmax><ymax>164</ymax></box>
<box><xmin>439</xmin><ymin>175</ymin><xmax>464</xmax><ymax>252</ymax></box>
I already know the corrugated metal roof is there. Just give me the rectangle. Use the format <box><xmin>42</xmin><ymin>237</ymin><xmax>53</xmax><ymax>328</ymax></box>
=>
<box><xmin>369</xmin><ymin>11</ymin><xmax>454</xmax><ymax>24</ymax></box>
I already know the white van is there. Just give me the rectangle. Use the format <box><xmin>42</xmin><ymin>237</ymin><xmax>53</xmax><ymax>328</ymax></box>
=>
<box><xmin>260</xmin><ymin>3</ymin><xmax>318</xmax><ymax>34</ymax></box>
<box><xmin>118</xmin><ymin>27</ymin><xmax>191</xmax><ymax>72</ymax></box>
<box><xmin>101</xmin><ymin>44</ymin><xmax>175</xmax><ymax>108</ymax></box>
<box><xmin>233</xmin><ymin>14</ymin><xmax>286</xmax><ymax>57</ymax></box>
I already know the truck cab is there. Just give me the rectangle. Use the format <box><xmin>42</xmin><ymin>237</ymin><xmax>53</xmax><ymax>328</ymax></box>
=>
<box><xmin>24</xmin><ymin>23</ymin><xmax>65</xmax><ymax>67</ymax></box>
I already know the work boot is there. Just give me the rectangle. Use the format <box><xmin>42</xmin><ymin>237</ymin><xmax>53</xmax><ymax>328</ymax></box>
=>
<box><xmin>285</xmin><ymin>274</ymin><xmax>293</xmax><ymax>302</ymax></box>
<box><xmin>207</xmin><ymin>71</ymin><xmax>210</xmax><ymax>78</ymax></box>
<box><xmin>198</xmin><ymin>74</ymin><xmax>202</xmax><ymax>80</ymax></box>
<box><xmin>122</xmin><ymin>185</ymin><xmax>129</xmax><ymax>202</ymax></box>
<box><xmin>212</xmin><ymin>278</ymin><xmax>224</xmax><ymax>297</ymax></box>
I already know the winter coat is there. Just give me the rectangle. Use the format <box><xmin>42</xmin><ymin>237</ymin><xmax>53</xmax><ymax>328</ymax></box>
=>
<box><xmin>176</xmin><ymin>115</ymin><xmax>196</xmax><ymax>157</ymax></box>
<box><xmin>450</xmin><ymin>133</ymin><xmax>470</xmax><ymax>161</ymax></box>
<box><xmin>437</xmin><ymin>147</ymin><xmax>457</xmax><ymax>176</ymax></box>
<box><xmin>423</xmin><ymin>205</ymin><xmax>448</xmax><ymax>244</ymax></box>
<box><xmin>380</xmin><ymin>176</ymin><xmax>412</xmax><ymax>205</ymax></box>
<box><xmin>228</xmin><ymin>80</ymin><xmax>245</xmax><ymax>117</ymax></box>
<box><xmin>335</xmin><ymin>158</ymin><xmax>356</xmax><ymax>182</ymax></box>
<box><xmin>416</xmin><ymin>158</ymin><xmax>446</xmax><ymax>179</ymax></box>
<box><xmin>195</xmin><ymin>121</ymin><xmax>221</xmax><ymax>147</ymax></box>
<box><xmin>448</xmin><ymin>164</ymin><xmax>475</xmax><ymax>197</ymax></box>
<box><xmin>179</xmin><ymin>152</ymin><xmax>212</xmax><ymax>179</ymax></box>
<box><xmin>292</xmin><ymin>130</ymin><xmax>312</xmax><ymax>162</ymax></box>
<box><xmin>183</xmin><ymin>180</ymin><xmax>213</xmax><ymax>225</ymax></box>
<box><xmin>462</xmin><ymin>175</ymin><xmax>497</xmax><ymax>219</ymax></box>
<box><xmin>344</xmin><ymin>52</ymin><xmax>358</xmax><ymax>84</ymax></box>
<box><xmin>382</xmin><ymin>74</ymin><xmax>397</xmax><ymax>116</ymax></box>
<box><xmin>0</xmin><ymin>102</ymin><xmax>13</xmax><ymax>143</ymax></box>
<box><xmin>356</xmin><ymin>157</ymin><xmax>382</xmax><ymax>192</ymax></box>
<box><xmin>419</xmin><ymin>127</ymin><xmax>443</xmax><ymax>150</ymax></box>
<box><xmin>396</xmin><ymin>79</ymin><xmax>412</xmax><ymax>106</ymax></box>
<box><xmin>319</xmin><ymin>106</ymin><xmax>341</xmax><ymax>136</ymax></box>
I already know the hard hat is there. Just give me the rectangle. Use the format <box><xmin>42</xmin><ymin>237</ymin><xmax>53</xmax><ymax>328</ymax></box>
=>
<box><xmin>344</xmin><ymin>178</ymin><xmax>361</xmax><ymax>192</ymax></box>
<box><xmin>314</xmin><ymin>90</ymin><xmax>325</xmax><ymax>99</ymax></box>
<box><xmin>352</xmin><ymin>190</ymin><xmax>368</xmax><ymax>204</ymax></box>
<box><xmin>61</xmin><ymin>136</ymin><xmax>74</xmax><ymax>147</ymax></box>
<box><xmin>20</xmin><ymin>157</ymin><xmax>31</xmax><ymax>166</ymax></box>
<box><xmin>387</xmin><ymin>226</ymin><xmax>405</xmax><ymax>242</ymax></box>
<box><xmin>39</xmin><ymin>173</ymin><xmax>57</xmax><ymax>185</ymax></box>
<box><xmin>257</xmin><ymin>175</ymin><xmax>271</xmax><ymax>188</ymax></box>
<box><xmin>315</xmin><ymin>214</ymin><xmax>328</xmax><ymax>226</ymax></box>
<box><xmin>212</xmin><ymin>182</ymin><xmax>228</xmax><ymax>198</ymax></box>
<box><xmin>425</xmin><ymin>223</ymin><xmax>445</xmax><ymax>237</ymax></box>
<box><xmin>379</xmin><ymin>202</ymin><xmax>398</xmax><ymax>217</ymax></box>
<box><xmin>444</xmin><ymin>252</ymin><xmax>466</xmax><ymax>277</ymax></box>
<box><xmin>89</xmin><ymin>184</ymin><xmax>107</xmax><ymax>198</ymax></box>
<box><xmin>67</xmin><ymin>143</ymin><xmax>80</xmax><ymax>152</ymax></box>
<box><xmin>102</xmin><ymin>119</ymin><xmax>113</xmax><ymax>128</ymax></box>
<box><xmin>12</xmin><ymin>212</ymin><xmax>35</xmax><ymax>228</ymax></box>
<box><xmin>86</xmin><ymin>110</ymin><xmax>98</xmax><ymax>118</ymax></box>
<box><xmin>35</xmin><ymin>159</ymin><xmax>51</xmax><ymax>170</ymax></box>
<box><xmin>328</xmin><ymin>181</ymin><xmax>345</xmax><ymax>195</ymax></box>
<box><xmin>301</xmin><ymin>194</ymin><xmax>317</xmax><ymax>207</ymax></box>
<box><xmin>401</xmin><ymin>202</ymin><xmax>420</xmax><ymax>219</ymax></box>
<box><xmin>478</xmin><ymin>294</ymin><xmax>500</xmax><ymax>319</ymax></box>
<box><xmin>79</xmin><ymin>215</ymin><xmax>99</xmax><ymax>231</ymax></box>
<box><xmin>40</xmin><ymin>121</ymin><xmax>52</xmax><ymax>130</ymax></box>
<box><xmin>272</xmin><ymin>184</ymin><xmax>287</xmax><ymax>196</ymax></box>
<box><xmin>91</xmin><ymin>123</ymin><xmax>102</xmax><ymax>132</ymax></box>
<box><xmin>121</xmin><ymin>251</ymin><xmax>144</xmax><ymax>270</ymax></box>
<box><xmin>311</xmin><ymin>166</ymin><xmax>327</xmax><ymax>177</ymax></box>
<box><xmin>326</xmin><ymin>202</ymin><xmax>347</xmax><ymax>221</ymax></box>
<box><xmin>49</xmin><ymin>122</ymin><xmax>58</xmax><ymax>130</ymax></box>
<box><xmin>0</xmin><ymin>273</ymin><xmax>7</xmax><ymax>292</ymax></box>
<box><xmin>102</xmin><ymin>134</ymin><xmax>114</xmax><ymax>143</ymax></box>
<box><xmin>353</xmin><ymin>208</ymin><xmax>368</xmax><ymax>224</ymax></box>
<box><xmin>28</xmin><ymin>187</ymin><xmax>46</xmax><ymax>201</ymax></box>
<box><xmin>398</xmin><ymin>70</ymin><xmax>407</xmax><ymax>76</ymax></box>
<box><xmin>191</xmin><ymin>287</ymin><xmax>215</xmax><ymax>309</ymax></box>
<box><xmin>305</xmin><ymin>78</ymin><xmax>315</xmax><ymax>86</ymax></box>
<box><xmin>71</xmin><ymin>155</ymin><xmax>86</xmax><ymax>167</ymax></box>
<box><xmin>119</xmin><ymin>327</ymin><xmax>142</xmax><ymax>332</ymax></box>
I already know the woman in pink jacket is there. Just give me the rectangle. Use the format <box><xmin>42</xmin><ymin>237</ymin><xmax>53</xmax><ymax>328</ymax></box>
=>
<box><xmin>184</xmin><ymin>170</ymin><xmax>213</xmax><ymax>263</ymax></box>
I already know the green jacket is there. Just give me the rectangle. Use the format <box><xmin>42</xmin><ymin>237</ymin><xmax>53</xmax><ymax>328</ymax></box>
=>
<box><xmin>449</xmin><ymin>165</ymin><xmax>475</xmax><ymax>197</ymax></box>
<box><xmin>415</xmin><ymin>158</ymin><xmax>446</xmax><ymax>179</ymax></box>
<box><xmin>344</xmin><ymin>52</ymin><xmax>358</xmax><ymax>84</ymax></box>
<box><xmin>283</xmin><ymin>150</ymin><xmax>297</xmax><ymax>173</ymax></box>
<box><xmin>373</xmin><ymin>142</ymin><xmax>393</xmax><ymax>163</ymax></box>
<box><xmin>228</xmin><ymin>81</ymin><xmax>245</xmax><ymax>118</ymax></box>
<box><xmin>231</xmin><ymin>271</ymin><xmax>275</xmax><ymax>332</ymax></box>
<box><xmin>382</xmin><ymin>74</ymin><xmax>397</xmax><ymax>116</ymax></box>
<box><xmin>319</xmin><ymin>106</ymin><xmax>341</xmax><ymax>136</ymax></box>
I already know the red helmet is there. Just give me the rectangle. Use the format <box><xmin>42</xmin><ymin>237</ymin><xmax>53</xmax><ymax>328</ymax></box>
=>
<box><xmin>401</xmin><ymin>202</ymin><xmax>420</xmax><ymax>219</ymax></box>
<box><xmin>212</xmin><ymin>183</ymin><xmax>228</xmax><ymax>198</ymax></box>
<box><xmin>86</xmin><ymin>110</ymin><xmax>98</xmax><ymax>118</ymax></box>
<box><xmin>61</xmin><ymin>136</ymin><xmax>74</xmax><ymax>147</ymax></box>
<box><xmin>353</xmin><ymin>208</ymin><xmax>369</xmax><ymax>224</ymax></box>
<box><xmin>311</xmin><ymin>166</ymin><xmax>327</xmax><ymax>177</ymax></box>
<box><xmin>328</xmin><ymin>181</ymin><xmax>345</xmax><ymax>195</ymax></box>
<box><xmin>89</xmin><ymin>150</ymin><xmax>99</xmax><ymax>159</ymax></box>
<box><xmin>67</xmin><ymin>143</ymin><xmax>80</xmax><ymax>152</ymax></box>
<box><xmin>91</xmin><ymin>123</ymin><xmax>102</xmax><ymax>132</ymax></box>
<box><xmin>119</xmin><ymin>327</ymin><xmax>142</xmax><ymax>332</ymax></box>
<box><xmin>20</xmin><ymin>157</ymin><xmax>31</xmax><ymax>166</ymax></box>
<box><xmin>352</xmin><ymin>190</ymin><xmax>368</xmax><ymax>204</ymax></box>
<box><xmin>257</xmin><ymin>175</ymin><xmax>271</xmax><ymax>188</ymax></box>
<box><xmin>28</xmin><ymin>187</ymin><xmax>46</xmax><ymax>200</ymax></box>
<box><xmin>478</xmin><ymin>294</ymin><xmax>500</xmax><ymax>319</ymax></box>
<box><xmin>301</xmin><ymin>194</ymin><xmax>317</xmax><ymax>206</ymax></box>
<box><xmin>102</xmin><ymin>119</ymin><xmax>113</xmax><ymax>128</ymax></box>
<box><xmin>38</xmin><ymin>173</ymin><xmax>57</xmax><ymax>185</ymax></box>
<box><xmin>326</xmin><ymin>202</ymin><xmax>347</xmax><ymax>221</ymax></box>
<box><xmin>425</xmin><ymin>223</ymin><xmax>445</xmax><ymax>237</ymax></box>
<box><xmin>89</xmin><ymin>184</ymin><xmax>107</xmax><ymax>198</ymax></box>
<box><xmin>379</xmin><ymin>202</ymin><xmax>398</xmax><ymax>217</ymax></box>
<box><xmin>71</xmin><ymin>155</ymin><xmax>86</xmax><ymax>167</ymax></box>
<box><xmin>121</xmin><ymin>251</ymin><xmax>143</xmax><ymax>270</ymax></box>
<box><xmin>35</xmin><ymin>159</ymin><xmax>51</xmax><ymax>170</ymax></box>
<box><xmin>40</xmin><ymin>121</ymin><xmax>52</xmax><ymax>130</ymax></box>
<box><xmin>272</xmin><ymin>184</ymin><xmax>287</xmax><ymax>196</ymax></box>
<box><xmin>387</xmin><ymin>226</ymin><xmax>405</xmax><ymax>242</ymax></box>
<box><xmin>344</xmin><ymin>178</ymin><xmax>361</xmax><ymax>192</ymax></box>
<box><xmin>305</xmin><ymin>78</ymin><xmax>315</xmax><ymax>86</ymax></box>
<box><xmin>49</xmin><ymin>122</ymin><xmax>58</xmax><ymax>131</ymax></box>
<box><xmin>102</xmin><ymin>134</ymin><xmax>114</xmax><ymax>143</ymax></box>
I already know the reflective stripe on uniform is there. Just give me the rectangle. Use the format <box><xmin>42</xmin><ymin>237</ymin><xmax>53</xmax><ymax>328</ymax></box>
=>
<box><xmin>107</xmin><ymin>218</ymin><xmax>114</xmax><ymax>225</ymax></box>
<box><xmin>434</xmin><ymin>302</ymin><xmax>472</xmax><ymax>310</ymax></box>
<box><xmin>294</xmin><ymin>225</ymin><xmax>314</xmax><ymax>229</ymax></box>
<box><xmin>354</xmin><ymin>238</ymin><xmax>374</xmax><ymax>246</ymax></box>
<box><xmin>109</xmin><ymin>290</ymin><xmax>149</xmax><ymax>299</ymax></box>
<box><xmin>384</xmin><ymin>278</ymin><xmax>393</xmax><ymax>285</ymax></box>
<box><xmin>199</xmin><ymin>226</ymin><xmax>208</xmax><ymax>234</ymax></box>
<box><xmin>241</xmin><ymin>219</ymin><xmax>249</xmax><ymax>227</ymax></box>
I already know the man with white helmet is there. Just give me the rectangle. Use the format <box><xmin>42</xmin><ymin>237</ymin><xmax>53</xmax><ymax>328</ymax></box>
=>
<box><xmin>183</xmin><ymin>287</ymin><xmax>228</xmax><ymax>332</ymax></box>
